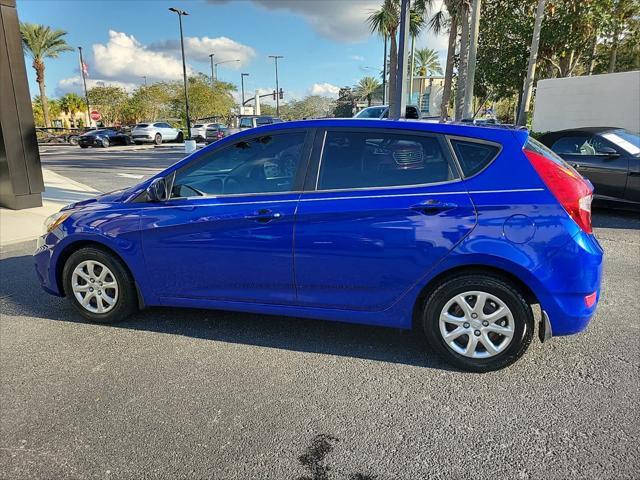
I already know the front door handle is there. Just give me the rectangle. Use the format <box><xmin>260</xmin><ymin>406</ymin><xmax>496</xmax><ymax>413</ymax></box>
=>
<box><xmin>410</xmin><ymin>200</ymin><xmax>458</xmax><ymax>215</ymax></box>
<box><xmin>245</xmin><ymin>209</ymin><xmax>282</xmax><ymax>222</ymax></box>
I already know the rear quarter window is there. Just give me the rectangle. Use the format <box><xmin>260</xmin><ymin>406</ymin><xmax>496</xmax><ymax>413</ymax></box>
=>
<box><xmin>450</xmin><ymin>139</ymin><xmax>500</xmax><ymax>177</ymax></box>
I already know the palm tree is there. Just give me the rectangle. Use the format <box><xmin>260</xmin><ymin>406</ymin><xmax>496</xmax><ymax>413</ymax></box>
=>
<box><xmin>355</xmin><ymin>76</ymin><xmax>382</xmax><ymax>106</ymax></box>
<box><xmin>369</xmin><ymin>0</ymin><xmax>400</xmax><ymax>113</ymax></box>
<box><xmin>432</xmin><ymin>0</ymin><xmax>464</xmax><ymax>120</ymax></box>
<box><xmin>20</xmin><ymin>23</ymin><xmax>73</xmax><ymax>128</ymax></box>
<box><xmin>415</xmin><ymin>48</ymin><xmax>443</xmax><ymax>76</ymax></box>
<box><xmin>59</xmin><ymin>93</ymin><xmax>86</xmax><ymax>128</ymax></box>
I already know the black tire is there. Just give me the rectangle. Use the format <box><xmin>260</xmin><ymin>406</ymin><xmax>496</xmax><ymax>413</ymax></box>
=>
<box><xmin>154</xmin><ymin>133</ymin><xmax>162</xmax><ymax>145</ymax></box>
<box><xmin>176</xmin><ymin>131</ymin><xmax>184</xmax><ymax>143</ymax></box>
<box><xmin>68</xmin><ymin>135</ymin><xmax>79</xmax><ymax>146</ymax></box>
<box><xmin>421</xmin><ymin>274</ymin><xmax>534</xmax><ymax>372</ymax></box>
<box><xmin>62</xmin><ymin>247</ymin><xmax>137</xmax><ymax>323</ymax></box>
<box><xmin>101</xmin><ymin>138</ymin><xmax>110</xmax><ymax>148</ymax></box>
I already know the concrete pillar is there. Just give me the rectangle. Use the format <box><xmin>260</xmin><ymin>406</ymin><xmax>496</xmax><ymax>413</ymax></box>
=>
<box><xmin>0</xmin><ymin>0</ymin><xmax>44</xmax><ymax>209</ymax></box>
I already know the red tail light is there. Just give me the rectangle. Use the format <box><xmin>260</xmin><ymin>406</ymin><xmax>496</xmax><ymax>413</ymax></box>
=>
<box><xmin>524</xmin><ymin>148</ymin><xmax>593</xmax><ymax>234</ymax></box>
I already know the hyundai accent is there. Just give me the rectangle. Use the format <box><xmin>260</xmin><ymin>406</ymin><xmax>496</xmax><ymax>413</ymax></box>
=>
<box><xmin>34</xmin><ymin>119</ymin><xmax>603</xmax><ymax>372</ymax></box>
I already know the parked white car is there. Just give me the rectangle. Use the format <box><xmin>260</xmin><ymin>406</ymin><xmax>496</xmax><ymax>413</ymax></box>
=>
<box><xmin>132</xmin><ymin>122</ymin><xmax>183</xmax><ymax>145</ymax></box>
<box><xmin>190</xmin><ymin>122</ymin><xmax>225</xmax><ymax>142</ymax></box>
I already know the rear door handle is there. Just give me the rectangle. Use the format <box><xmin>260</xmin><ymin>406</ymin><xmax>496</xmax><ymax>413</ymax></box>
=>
<box><xmin>245</xmin><ymin>209</ymin><xmax>282</xmax><ymax>222</ymax></box>
<box><xmin>410</xmin><ymin>200</ymin><xmax>458</xmax><ymax>215</ymax></box>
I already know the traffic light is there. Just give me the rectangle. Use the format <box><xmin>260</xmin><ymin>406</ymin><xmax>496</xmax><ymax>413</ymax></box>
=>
<box><xmin>272</xmin><ymin>90</ymin><xmax>277</xmax><ymax>101</ymax></box>
<box><xmin>279</xmin><ymin>88</ymin><xmax>284</xmax><ymax>100</ymax></box>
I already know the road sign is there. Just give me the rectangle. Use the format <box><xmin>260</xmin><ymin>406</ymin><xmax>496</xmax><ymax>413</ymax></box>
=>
<box><xmin>90</xmin><ymin>110</ymin><xmax>101</xmax><ymax>121</ymax></box>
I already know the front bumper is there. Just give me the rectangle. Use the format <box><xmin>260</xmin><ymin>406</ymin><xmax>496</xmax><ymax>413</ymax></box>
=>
<box><xmin>34</xmin><ymin>233</ymin><xmax>62</xmax><ymax>296</ymax></box>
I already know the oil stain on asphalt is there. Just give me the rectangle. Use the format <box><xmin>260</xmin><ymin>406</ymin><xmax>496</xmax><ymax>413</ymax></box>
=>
<box><xmin>296</xmin><ymin>434</ymin><xmax>376</xmax><ymax>480</ymax></box>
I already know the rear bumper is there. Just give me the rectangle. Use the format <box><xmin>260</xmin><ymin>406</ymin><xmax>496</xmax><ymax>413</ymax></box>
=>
<box><xmin>534</xmin><ymin>231</ymin><xmax>604</xmax><ymax>336</ymax></box>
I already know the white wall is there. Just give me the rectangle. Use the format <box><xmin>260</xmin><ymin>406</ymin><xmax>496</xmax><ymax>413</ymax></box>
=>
<box><xmin>532</xmin><ymin>71</ymin><xmax>640</xmax><ymax>133</ymax></box>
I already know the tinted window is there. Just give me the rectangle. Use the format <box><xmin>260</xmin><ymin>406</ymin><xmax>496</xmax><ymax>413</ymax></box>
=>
<box><xmin>450</xmin><ymin>139</ymin><xmax>500</xmax><ymax>177</ymax></box>
<box><xmin>239</xmin><ymin>118</ymin><xmax>253</xmax><ymax>128</ymax></box>
<box><xmin>551</xmin><ymin>135</ymin><xmax>595</xmax><ymax>155</ymax></box>
<box><xmin>317</xmin><ymin>131</ymin><xmax>457</xmax><ymax>190</ymax></box>
<box><xmin>171</xmin><ymin>132</ymin><xmax>306</xmax><ymax>197</ymax></box>
<box><xmin>135</xmin><ymin>123</ymin><xmax>149</xmax><ymax>128</ymax></box>
<box><xmin>256</xmin><ymin>117</ymin><xmax>273</xmax><ymax>126</ymax></box>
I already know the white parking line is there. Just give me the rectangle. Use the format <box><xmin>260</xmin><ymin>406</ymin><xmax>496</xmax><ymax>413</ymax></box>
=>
<box><xmin>117</xmin><ymin>173</ymin><xmax>144</xmax><ymax>179</ymax></box>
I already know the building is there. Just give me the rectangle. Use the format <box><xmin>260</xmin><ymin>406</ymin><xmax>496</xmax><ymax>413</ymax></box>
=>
<box><xmin>408</xmin><ymin>75</ymin><xmax>445</xmax><ymax>117</ymax></box>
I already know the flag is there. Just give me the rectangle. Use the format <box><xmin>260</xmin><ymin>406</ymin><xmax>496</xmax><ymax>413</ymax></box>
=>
<box><xmin>82</xmin><ymin>61</ymin><xmax>89</xmax><ymax>77</ymax></box>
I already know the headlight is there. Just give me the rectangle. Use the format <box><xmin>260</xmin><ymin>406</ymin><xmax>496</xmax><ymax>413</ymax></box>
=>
<box><xmin>42</xmin><ymin>210</ymin><xmax>73</xmax><ymax>235</ymax></box>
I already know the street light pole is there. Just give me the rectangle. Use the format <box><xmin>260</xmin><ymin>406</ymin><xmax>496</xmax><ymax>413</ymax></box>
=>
<box><xmin>142</xmin><ymin>76</ymin><xmax>147</xmax><ymax>86</ymax></box>
<box><xmin>169</xmin><ymin>7</ymin><xmax>191</xmax><ymax>140</ymax></box>
<box><xmin>268</xmin><ymin>55</ymin><xmax>283</xmax><ymax>117</ymax></box>
<box><xmin>382</xmin><ymin>35</ymin><xmax>387</xmax><ymax>104</ymax></box>
<box><xmin>209</xmin><ymin>53</ymin><xmax>215</xmax><ymax>88</ymax></box>
<box><xmin>77</xmin><ymin>46</ymin><xmax>92</xmax><ymax>127</ymax></box>
<box><xmin>214</xmin><ymin>59</ymin><xmax>240</xmax><ymax>84</ymax></box>
<box><xmin>240</xmin><ymin>73</ymin><xmax>249</xmax><ymax>113</ymax></box>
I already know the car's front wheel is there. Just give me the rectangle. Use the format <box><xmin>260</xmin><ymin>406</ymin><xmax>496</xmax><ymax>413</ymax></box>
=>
<box><xmin>62</xmin><ymin>247</ymin><xmax>137</xmax><ymax>323</ymax></box>
<box><xmin>154</xmin><ymin>133</ymin><xmax>162</xmax><ymax>145</ymax></box>
<box><xmin>101</xmin><ymin>138</ymin><xmax>110</xmax><ymax>148</ymax></box>
<box><xmin>421</xmin><ymin>274</ymin><xmax>533</xmax><ymax>372</ymax></box>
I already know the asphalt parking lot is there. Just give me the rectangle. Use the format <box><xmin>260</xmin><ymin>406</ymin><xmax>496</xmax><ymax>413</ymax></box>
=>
<box><xmin>1</xmin><ymin>146</ymin><xmax>639</xmax><ymax>479</ymax></box>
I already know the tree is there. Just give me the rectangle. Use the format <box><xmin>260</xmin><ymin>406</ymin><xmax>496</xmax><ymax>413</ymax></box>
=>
<box><xmin>433</xmin><ymin>0</ymin><xmax>462</xmax><ymax>120</ymax></box>
<box><xmin>59</xmin><ymin>93</ymin><xmax>86</xmax><ymax>128</ymax></box>
<box><xmin>415</xmin><ymin>48</ymin><xmax>443</xmax><ymax>76</ymax></box>
<box><xmin>333</xmin><ymin>87</ymin><xmax>356</xmax><ymax>117</ymax></box>
<box><xmin>277</xmin><ymin>96</ymin><xmax>336</xmax><ymax>120</ymax></box>
<box><xmin>168</xmin><ymin>74</ymin><xmax>236</xmax><ymax>124</ymax></box>
<box><xmin>369</xmin><ymin>0</ymin><xmax>401</xmax><ymax>112</ymax></box>
<box><xmin>87</xmin><ymin>86</ymin><xmax>128</xmax><ymax>126</ymax></box>
<box><xmin>454</xmin><ymin>0</ymin><xmax>471</xmax><ymax>120</ymax></box>
<box><xmin>354</xmin><ymin>76</ymin><xmax>382</xmax><ymax>106</ymax></box>
<box><xmin>517</xmin><ymin>0</ymin><xmax>546</xmax><ymax>126</ymax></box>
<box><xmin>20</xmin><ymin>23</ymin><xmax>73</xmax><ymax>128</ymax></box>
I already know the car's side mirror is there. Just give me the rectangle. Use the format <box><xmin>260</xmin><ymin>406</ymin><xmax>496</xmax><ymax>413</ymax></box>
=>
<box><xmin>596</xmin><ymin>146</ymin><xmax>620</xmax><ymax>158</ymax></box>
<box><xmin>146</xmin><ymin>177</ymin><xmax>167</xmax><ymax>202</ymax></box>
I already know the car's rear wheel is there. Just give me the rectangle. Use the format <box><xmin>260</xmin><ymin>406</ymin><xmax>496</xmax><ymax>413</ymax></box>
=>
<box><xmin>62</xmin><ymin>247</ymin><xmax>137</xmax><ymax>323</ymax></box>
<box><xmin>154</xmin><ymin>133</ymin><xmax>162</xmax><ymax>145</ymax></box>
<box><xmin>68</xmin><ymin>135</ymin><xmax>79</xmax><ymax>146</ymax></box>
<box><xmin>176</xmin><ymin>131</ymin><xmax>184</xmax><ymax>143</ymax></box>
<box><xmin>421</xmin><ymin>274</ymin><xmax>533</xmax><ymax>372</ymax></box>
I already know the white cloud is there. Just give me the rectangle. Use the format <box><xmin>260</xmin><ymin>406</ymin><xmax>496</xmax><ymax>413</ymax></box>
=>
<box><xmin>228</xmin><ymin>0</ymin><xmax>381</xmax><ymax>42</ymax></box>
<box><xmin>350</xmin><ymin>55</ymin><xmax>365</xmax><ymax>61</ymax></box>
<box><xmin>309</xmin><ymin>82</ymin><xmax>340</xmax><ymax>97</ymax></box>
<box><xmin>92</xmin><ymin>30</ymin><xmax>192</xmax><ymax>82</ymax></box>
<box><xmin>56</xmin><ymin>76</ymin><xmax>138</xmax><ymax>96</ymax></box>
<box><xmin>149</xmin><ymin>36</ymin><xmax>255</xmax><ymax>66</ymax></box>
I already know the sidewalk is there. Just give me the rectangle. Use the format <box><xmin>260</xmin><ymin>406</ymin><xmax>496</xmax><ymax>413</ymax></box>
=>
<box><xmin>0</xmin><ymin>169</ymin><xmax>99</xmax><ymax>248</ymax></box>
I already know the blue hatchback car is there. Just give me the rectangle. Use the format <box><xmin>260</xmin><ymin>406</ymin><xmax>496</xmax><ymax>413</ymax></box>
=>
<box><xmin>34</xmin><ymin>120</ymin><xmax>603</xmax><ymax>371</ymax></box>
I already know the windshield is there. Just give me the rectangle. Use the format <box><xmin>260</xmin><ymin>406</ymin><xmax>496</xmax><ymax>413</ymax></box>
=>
<box><xmin>355</xmin><ymin>107</ymin><xmax>387</xmax><ymax>119</ymax></box>
<box><xmin>135</xmin><ymin>124</ymin><xmax>149</xmax><ymax>128</ymax></box>
<box><xmin>601</xmin><ymin>129</ymin><xmax>640</xmax><ymax>155</ymax></box>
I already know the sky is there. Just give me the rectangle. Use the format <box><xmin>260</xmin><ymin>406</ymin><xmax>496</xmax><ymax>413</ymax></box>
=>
<box><xmin>17</xmin><ymin>0</ymin><xmax>448</xmax><ymax>104</ymax></box>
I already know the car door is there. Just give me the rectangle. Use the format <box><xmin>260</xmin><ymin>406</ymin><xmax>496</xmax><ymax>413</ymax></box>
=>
<box><xmin>139</xmin><ymin>128</ymin><xmax>313</xmax><ymax>304</ymax></box>
<box><xmin>293</xmin><ymin>127</ymin><xmax>477</xmax><ymax>311</ymax></box>
<box><xmin>550</xmin><ymin>134</ymin><xmax>629</xmax><ymax>199</ymax></box>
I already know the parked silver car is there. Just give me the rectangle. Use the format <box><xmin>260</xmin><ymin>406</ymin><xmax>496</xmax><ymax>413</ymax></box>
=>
<box><xmin>132</xmin><ymin>122</ymin><xmax>183</xmax><ymax>145</ymax></box>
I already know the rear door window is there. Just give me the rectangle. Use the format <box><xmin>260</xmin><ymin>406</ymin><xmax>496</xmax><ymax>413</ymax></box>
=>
<box><xmin>317</xmin><ymin>130</ymin><xmax>458</xmax><ymax>190</ymax></box>
<box><xmin>450</xmin><ymin>139</ymin><xmax>500</xmax><ymax>177</ymax></box>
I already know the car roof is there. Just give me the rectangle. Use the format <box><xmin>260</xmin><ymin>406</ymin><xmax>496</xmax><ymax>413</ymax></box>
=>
<box><xmin>220</xmin><ymin>118</ymin><xmax>531</xmax><ymax>145</ymax></box>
